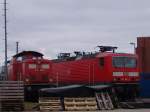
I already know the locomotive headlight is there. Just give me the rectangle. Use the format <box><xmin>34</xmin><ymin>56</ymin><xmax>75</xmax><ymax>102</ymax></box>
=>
<box><xmin>25</xmin><ymin>78</ymin><xmax>29</xmax><ymax>82</ymax></box>
<box><xmin>113</xmin><ymin>72</ymin><xmax>123</xmax><ymax>76</ymax></box>
<box><xmin>49</xmin><ymin>78</ymin><xmax>53</xmax><ymax>82</ymax></box>
<box><xmin>128</xmin><ymin>72</ymin><xmax>139</xmax><ymax>76</ymax></box>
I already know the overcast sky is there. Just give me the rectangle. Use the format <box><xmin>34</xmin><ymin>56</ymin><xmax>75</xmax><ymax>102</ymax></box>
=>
<box><xmin>0</xmin><ymin>0</ymin><xmax>150</xmax><ymax>63</ymax></box>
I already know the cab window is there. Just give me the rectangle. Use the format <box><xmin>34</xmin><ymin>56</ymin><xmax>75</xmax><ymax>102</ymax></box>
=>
<box><xmin>28</xmin><ymin>64</ymin><xmax>36</xmax><ymax>69</ymax></box>
<box><xmin>41</xmin><ymin>64</ymin><xmax>49</xmax><ymax>69</ymax></box>
<box><xmin>113</xmin><ymin>57</ymin><xmax>136</xmax><ymax>68</ymax></box>
<box><xmin>16</xmin><ymin>57</ymin><xmax>22</xmax><ymax>61</ymax></box>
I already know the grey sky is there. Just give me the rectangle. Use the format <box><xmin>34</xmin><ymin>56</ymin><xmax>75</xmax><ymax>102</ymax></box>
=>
<box><xmin>0</xmin><ymin>0</ymin><xmax>150</xmax><ymax>62</ymax></box>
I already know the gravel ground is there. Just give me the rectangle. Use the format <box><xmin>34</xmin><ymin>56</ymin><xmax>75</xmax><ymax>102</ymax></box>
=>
<box><xmin>24</xmin><ymin>110</ymin><xmax>150</xmax><ymax>112</ymax></box>
<box><xmin>60</xmin><ymin>109</ymin><xmax>150</xmax><ymax>112</ymax></box>
<box><xmin>23</xmin><ymin>109</ymin><xmax>150</xmax><ymax>112</ymax></box>
<box><xmin>100</xmin><ymin>109</ymin><xmax>150</xmax><ymax>112</ymax></box>
<box><xmin>24</xmin><ymin>102</ymin><xmax>150</xmax><ymax>112</ymax></box>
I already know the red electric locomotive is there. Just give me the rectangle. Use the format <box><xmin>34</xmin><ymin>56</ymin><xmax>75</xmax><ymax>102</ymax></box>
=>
<box><xmin>50</xmin><ymin>46</ymin><xmax>139</xmax><ymax>100</ymax></box>
<box><xmin>50</xmin><ymin>46</ymin><xmax>139</xmax><ymax>85</ymax></box>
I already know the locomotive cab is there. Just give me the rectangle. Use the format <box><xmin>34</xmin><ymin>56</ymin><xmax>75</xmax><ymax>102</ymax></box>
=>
<box><xmin>97</xmin><ymin>55</ymin><xmax>139</xmax><ymax>84</ymax></box>
<box><xmin>96</xmin><ymin>46</ymin><xmax>139</xmax><ymax>83</ymax></box>
<box><xmin>8</xmin><ymin>51</ymin><xmax>51</xmax><ymax>85</ymax></box>
<box><xmin>112</xmin><ymin>55</ymin><xmax>139</xmax><ymax>83</ymax></box>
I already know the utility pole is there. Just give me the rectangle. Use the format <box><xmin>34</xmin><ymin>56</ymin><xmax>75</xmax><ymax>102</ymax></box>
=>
<box><xmin>16</xmin><ymin>41</ymin><xmax>19</xmax><ymax>54</ymax></box>
<box><xmin>4</xmin><ymin>0</ymin><xmax>8</xmax><ymax>79</ymax></box>
<box><xmin>129</xmin><ymin>42</ymin><xmax>136</xmax><ymax>54</ymax></box>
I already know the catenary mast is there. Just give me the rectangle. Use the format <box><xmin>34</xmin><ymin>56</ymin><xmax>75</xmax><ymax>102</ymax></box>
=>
<box><xmin>4</xmin><ymin>0</ymin><xmax>8</xmax><ymax>79</ymax></box>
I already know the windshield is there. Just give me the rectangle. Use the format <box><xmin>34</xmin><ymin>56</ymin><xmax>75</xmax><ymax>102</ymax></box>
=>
<box><xmin>113</xmin><ymin>57</ymin><xmax>136</xmax><ymax>68</ymax></box>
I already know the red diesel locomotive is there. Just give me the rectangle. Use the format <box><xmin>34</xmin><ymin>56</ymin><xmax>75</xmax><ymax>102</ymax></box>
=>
<box><xmin>8</xmin><ymin>51</ymin><xmax>52</xmax><ymax>100</ymax></box>
<box><xmin>8</xmin><ymin>51</ymin><xmax>51</xmax><ymax>86</ymax></box>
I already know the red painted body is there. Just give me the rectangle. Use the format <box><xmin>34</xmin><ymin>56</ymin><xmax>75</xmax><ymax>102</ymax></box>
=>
<box><xmin>8</xmin><ymin>51</ymin><xmax>139</xmax><ymax>86</ymax></box>
<box><xmin>8</xmin><ymin>51</ymin><xmax>51</xmax><ymax>85</ymax></box>
<box><xmin>50</xmin><ymin>52</ymin><xmax>139</xmax><ymax>85</ymax></box>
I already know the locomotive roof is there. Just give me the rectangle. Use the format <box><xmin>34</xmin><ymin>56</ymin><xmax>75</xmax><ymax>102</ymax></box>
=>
<box><xmin>96</xmin><ymin>52</ymin><xmax>136</xmax><ymax>57</ymax></box>
<box><xmin>13</xmin><ymin>51</ymin><xmax>43</xmax><ymax>58</ymax></box>
<box><xmin>53</xmin><ymin>52</ymin><xmax>137</xmax><ymax>62</ymax></box>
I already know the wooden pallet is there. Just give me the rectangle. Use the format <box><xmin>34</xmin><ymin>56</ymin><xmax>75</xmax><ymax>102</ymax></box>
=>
<box><xmin>39</xmin><ymin>97</ymin><xmax>63</xmax><ymax>111</ymax></box>
<box><xmin>0</xmin><ymin>100</ymin><xmax>24</xmax><ymax>111</ymax></box>
<box><xmin>64</xmin><ymin>97</ymin><xmax>98</xmax><ymax>111</ymax></box>
<box><xmin>0</xmin><ymin>81</ymin><xmax>24</xmax><ymax>111</ymax></box>
<box><xmin>95</xmin><ymin>91</ymin><xmax>114</xmax><ymax>110</ymax></box>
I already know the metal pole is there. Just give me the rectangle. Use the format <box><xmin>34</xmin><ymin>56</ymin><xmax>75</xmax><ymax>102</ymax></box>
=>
<box><xmin>130</xmin><ymin>42</ymin><xmax>136</xmax><ymax>54</ymax></box>
<box><xmin>16</xmin><ymin>41</ymin><xmax>19</xmax><ymax>54</ymax></box>
<box><xmin>133</xmin><ymin>43</ymin><xmax>136</xmax><ymax>54</ymax></box>
<box><xmin>4</xmin><ymin>0</ymin><xmax>8</xmax><ymax>79</ymax></box>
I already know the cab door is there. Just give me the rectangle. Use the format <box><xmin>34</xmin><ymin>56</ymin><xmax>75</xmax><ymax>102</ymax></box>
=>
<box><xmin>23</xmin><ymin>61</ymin><xmax>37</xmax><ymax>83</ymax></box>
<box><xmin>38</xmin><ymin>61</ymin><xmax>50</xmax><ymax>83</ymax></box>
<box><xmin>97</xmin><ymin>56</ymin><xmax>112</xmax><ymax>82</ymax></box>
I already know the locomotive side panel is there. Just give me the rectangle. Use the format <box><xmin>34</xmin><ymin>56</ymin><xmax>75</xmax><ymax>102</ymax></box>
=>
<box><xmin>51</xmin><ymin>57</ymin><xmax>113</xmax><ymax>85</ymax></box>
<box><xmin>8</xmin><ymin>60</ymin><xmax>23</xmax><ymax>81</ymax></box>
<box><xmin>50</xmin><ymin>53</ymin><xmax>139</xmax><ymax>85</ymax></box>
